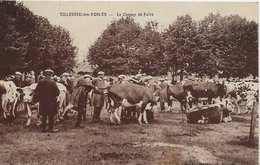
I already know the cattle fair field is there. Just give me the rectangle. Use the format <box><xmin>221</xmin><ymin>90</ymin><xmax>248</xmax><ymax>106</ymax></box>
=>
<box><xmin>0</xmin><ymin>101</ymin><xmax>258</xmax><ymax>165</ymax></box>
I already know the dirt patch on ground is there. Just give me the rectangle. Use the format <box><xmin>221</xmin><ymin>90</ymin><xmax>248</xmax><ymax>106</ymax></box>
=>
<box><xmin>0</xmin><ymin>104</ymin><xmax>258</xmax><ymax>164</ymax></box>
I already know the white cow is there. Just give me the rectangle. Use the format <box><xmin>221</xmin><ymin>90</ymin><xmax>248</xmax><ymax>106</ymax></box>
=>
<box><xmin>0</xmin><ymin>81</ymin><xmax>19</xmax><ymax>119</ymax></box>
<box><xmin>17</xmin><ymin>82</ymin><xmax>67</xmax><ymax>126</ymax></box>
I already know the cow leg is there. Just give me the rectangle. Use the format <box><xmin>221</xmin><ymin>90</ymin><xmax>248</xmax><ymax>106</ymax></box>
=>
<box><xmin>114</xmin><ymin>106</ymin><xmax>122</xmax><ymax>124</ymax></box>
<box><xmin>138</xmin><ymin>112</ymin><xmax>143</xmax><ymax>124</ymax></box>
<box><xmin>83</xmin><ymin>107</ymin><xmax>86</xmax><ymax>121</ymax></box>
<box><xmin>236</xmin><ymin>101</ymin><xmax>241</xmax><ymax>114</ymax></box>
<box><xmin>60</xmin><ymin>104</ymin><xmax>74</xmax><ymax>120</ymax></box>
<box><xmin>13</xmin><ymin>99</ymin><xmax>20</xmax><ymax>117</ymax></box>
<box><xmin>143</xmin><ymin>110</ymin><xmax>148</xmax><ymax>124</ymax></box>
<box><xmin>180</xmin><ymin>100</ymin><xmax>188</xmax><ymax>113</ymax></box>
<box><xmin>2</xmin><ymin>99</ymin><xmax>7</xmax><ymax>119</ymax></box>
<box><xmin>36</xmin><ymin>114</ymin><xmax>42</xmax><ymax>126</ymax></box>
<box><xmin>138</xmin><ymin>103</ymin><xmax>146</xmax><ymax>124</ymax></box>
<box><xmin>208</xmin><ymin>97</ymin><xmax>212</xmax><ymax>104</ymax></box>
<box><xmin>25</xmin><ymin>103</ymin><xmax>32</xmax><ymax>126</ymax></box>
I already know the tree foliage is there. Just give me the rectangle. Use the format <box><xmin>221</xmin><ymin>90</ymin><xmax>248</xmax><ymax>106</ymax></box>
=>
<box><xmin>0</xmin><ymin>2</ymin><xmax>77</xmax><ymax>77</ymax></box>
<box><xmin>88</xmin><ymin>13</ymin><xmax>258</xmax><ymax>78</ymax></box>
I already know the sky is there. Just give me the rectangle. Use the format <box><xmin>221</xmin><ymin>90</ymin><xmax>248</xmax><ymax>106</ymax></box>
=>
<box><xmin>22</xmin><ymin>1</ymin><xmax>258</xmax><ymax>61</ymax></box>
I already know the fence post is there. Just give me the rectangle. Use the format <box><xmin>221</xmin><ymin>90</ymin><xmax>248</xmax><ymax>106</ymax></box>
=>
<box><xmin>249</xmin><ymin>101</ymin><xmax>258</xmax><ymax>145</ymax></box>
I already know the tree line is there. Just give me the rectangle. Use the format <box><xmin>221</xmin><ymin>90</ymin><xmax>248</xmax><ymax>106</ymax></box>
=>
<box><xmin>88</xmin><ymin>14</ymin><xmax>258</xmax><ymax>79</ymax></box>
<box><xmin>0</xmin><ymin>2</ymin><xmax>77</xmax><ymax>78</ymax></box>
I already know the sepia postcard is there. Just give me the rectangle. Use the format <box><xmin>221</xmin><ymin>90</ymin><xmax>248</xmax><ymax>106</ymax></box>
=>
<box><xmin>0</xmin><ymin>1</ymin><xmax>259</xmax><ymax>165</ymax></box>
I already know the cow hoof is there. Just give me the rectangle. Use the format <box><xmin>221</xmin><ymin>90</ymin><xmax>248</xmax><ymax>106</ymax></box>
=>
<box><xmin>3</xmin><ymin>113</ymin><xmax>7</xmax><ymax>119</ymax></box>
<box><xmin>36</xmin><ymin>123</ymin><xmax>42</xmax><ymax>127</ymax></box>
<box><xmin>26</xmin><ymin>122</ymin><xmax>30</xmax><ymax>126</ymax></box>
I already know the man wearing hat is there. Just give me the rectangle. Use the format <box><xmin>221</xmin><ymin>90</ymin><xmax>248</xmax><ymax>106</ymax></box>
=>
<box><xmin>69</xmin><ymin>74</ymin><xmax>94</xmax><ymax>127</ymax></box>
<box><xmin>146</xmin><ymin>76</ymin><xmax>161</xmax><ymax>95</ymax></box>
<box><xmin>91</xmin><ymin>71</ymin><xmax>106</xmax><ymax>122</ymax></box>
<box><xmin>116</xmin><ymin>75</ymin><xmax>126</xmax><ymax>84</ymax></box>
<box><xmin>22</xmin><ymin>74</ymin><xmax>34</xmax><ymax>87</ymax></box>
<box><xmin>159</xmin><ymin>77</ymin><xmax>168</xmax><ymax>89</ymax></box>
<box><xmin>12</xmin><ymin>71</ymin><xmax>22</xmax><ymax>87</ymax></box>
<box><xmin>132</xmin><ymin>74</ymin><xmax>146</xmax><ymax>86</ymax></box>
<box><xmin>34</xmin><ymin>69</ymin><xmax>60</xmax><ymax>133</ymax></box>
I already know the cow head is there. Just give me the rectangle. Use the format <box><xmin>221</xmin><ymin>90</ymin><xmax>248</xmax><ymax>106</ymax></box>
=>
<box><xmin>0</xmin><ymin>85</ymin><xmax>6</xmax><ymax>95</ymax></box>
<box><xmin>16</xmin><ymin>87</ymin><xmax>34</xmax><ymax>103</ymax></box>
<box><xmin>217</xmin><ymin>98</ymin><xmax>237</xmax><ymax>113</ymax></box>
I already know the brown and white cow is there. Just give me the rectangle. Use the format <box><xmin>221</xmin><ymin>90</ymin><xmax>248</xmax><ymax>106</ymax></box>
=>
<box><xmin>0</xmin><ymin>81</ymin><xmax>19</xmax><ymax>119</ymax></box>
<box><xmin>186</xmin><ymin>98</ymin><xmax>236</xmax><ymax>124</ymax></box>
<box><xmin>106</xmin><ymin>83</ymin><xmax>158</xmax><ymax>124</ymax></box>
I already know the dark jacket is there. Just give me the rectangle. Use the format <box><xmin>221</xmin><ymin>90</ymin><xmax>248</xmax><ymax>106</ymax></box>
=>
<box><xmin>69</xmin><ymin>78</ymin><xmax>93</xmax><ymax>109</ymax></box>
<box><xmin>12</xmin><ymin>78</ymin><xmax>22</xmax><ymax>87</ymax></box>
<box><xmin>34</xmin><ymin>77</ymin><xmax>60</xmax><ymax>115</ymax></box>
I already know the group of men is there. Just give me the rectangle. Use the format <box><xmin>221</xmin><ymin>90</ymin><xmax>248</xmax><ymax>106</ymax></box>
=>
<box><xmin>31</xmin><ymin>69</ymin><xmax>108</xmax><ymax>132</ymax></box>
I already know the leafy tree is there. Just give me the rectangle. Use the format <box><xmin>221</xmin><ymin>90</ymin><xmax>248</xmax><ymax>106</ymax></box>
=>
<box><xmin>162</xmin><ymin>14</ymin><xmax>197</xmax><ymax>81</ymax></box>
<box><xmin>0</xmin><ymin>2</ymin><xmax>35</xmax><ymax>76</ymax></box>
<box><xmin>0</xmin><ymin>1</ymin><xmax>77</xmax><ymax>77</ymax></box>
<box><xmin>133</xmin><ymin>21</ymin><xmax>166</xmax><ymax>75</ymax></box>
<box><xmin>88</xmin><ymin>17</ymin><xmax>143</xmax><ymax>75</ymax></box>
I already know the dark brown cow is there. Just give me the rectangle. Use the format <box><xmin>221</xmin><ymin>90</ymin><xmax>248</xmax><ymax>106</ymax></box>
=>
<box><xmin>183</xmin><ymin>82</ymin><xmax>226</xmax><ymax>107</ymax></box>
<box><xmin>159</xmin><ymin>85</ymin><xmax>188</xmax><ymax>112</ymax></box>
<box><xmin>107</xmin><ymin>83</ymin><xmax>158</xmax><ymax>124</ymax></box>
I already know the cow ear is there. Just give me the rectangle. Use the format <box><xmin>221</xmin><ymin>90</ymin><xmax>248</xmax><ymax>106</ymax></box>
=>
<box><xmin>16</xmin><ymin>88</ymin><xmax>23</xmax><ymax>93</ymax></box>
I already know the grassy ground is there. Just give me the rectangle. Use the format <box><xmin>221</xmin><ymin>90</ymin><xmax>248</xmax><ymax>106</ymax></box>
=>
<box><xmin>0</xmin><ymin>102</ymin><xmax>258</xmax><ymax>165</ymax></box>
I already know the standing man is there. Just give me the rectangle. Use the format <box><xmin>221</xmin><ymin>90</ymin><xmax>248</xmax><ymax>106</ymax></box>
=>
<box><xmin>70</xmin><ymin>74</ymin><xmax>93</xmax><ymax>127</ymax></box>
<box><xmin>34</xmin><ymin>69</ymin><xmax>60</xmax><ymax>133</ymax></box>
<box><xmin>92</xmin><ymin>71</ymin><xmax>106</xmax><ymax>122</ymax></box>
<box><xmin>12</xmin><ymin>71</ymin><xmax>22</xmax><ymax>87</ymax></box>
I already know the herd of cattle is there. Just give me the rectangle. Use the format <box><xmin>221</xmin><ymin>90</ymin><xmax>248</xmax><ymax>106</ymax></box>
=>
<box><xmin>0</xmin><ymin>77</ymin><xmax>258</xmax><ymax>126</ymax></box>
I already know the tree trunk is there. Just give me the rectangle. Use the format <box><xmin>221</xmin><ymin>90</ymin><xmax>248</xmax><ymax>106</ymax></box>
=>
<box><xmin>171</xmin><ymin>72</ymin><xmax>175</xmax><ymax>84</ymax></box>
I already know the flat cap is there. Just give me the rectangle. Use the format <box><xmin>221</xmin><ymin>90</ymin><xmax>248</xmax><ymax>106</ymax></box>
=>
<box><xmin>78</xmin><ymin>71</ymin><xmax>85</xmax><ymax>76</ymax></box>
<box><xmin>146</xmin><ymin>76</ymin><xmax>153</xmax><ymax>80</ymax></box>
<box><xmin>84</xmin><ymin>74</ymin><xmax>93</xmax><ymax>79</ymax></box>
<box><xmin>118</xmin><ymin>74</ymin><xmax>125</xmax><ymax>79</ymax></box>
<box><xmin>25</xmin><ymin>74</ymin><xmax>33</xmax><ymax>78</ymax></box>
<box><xmin>15</xmin><ymin>72</ymin><xmax>22</xmax><ymax>76</ymax></box>
<box><xmin>61</xmin><ymin>72</ymin><xmax>69</xmax><ymax>77</ymax></box>
<box><xmin>97</xmin><ymin>71</ymin><xmax>105</xmax><ymax>75</ymax></box>
<box><xmin>159</xmin><ymin>77</ymin><xmax>164</xmax><ymax>81</ymax></box>
<box><xmin>44</xmin><ymin>69</ymin><xmax>54</xmax><ymax>74</ymax></box>
<box><xmin>135</xmin><ymin>74</ymin><xmax>142</xmax><ymax>78</ymax></box>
